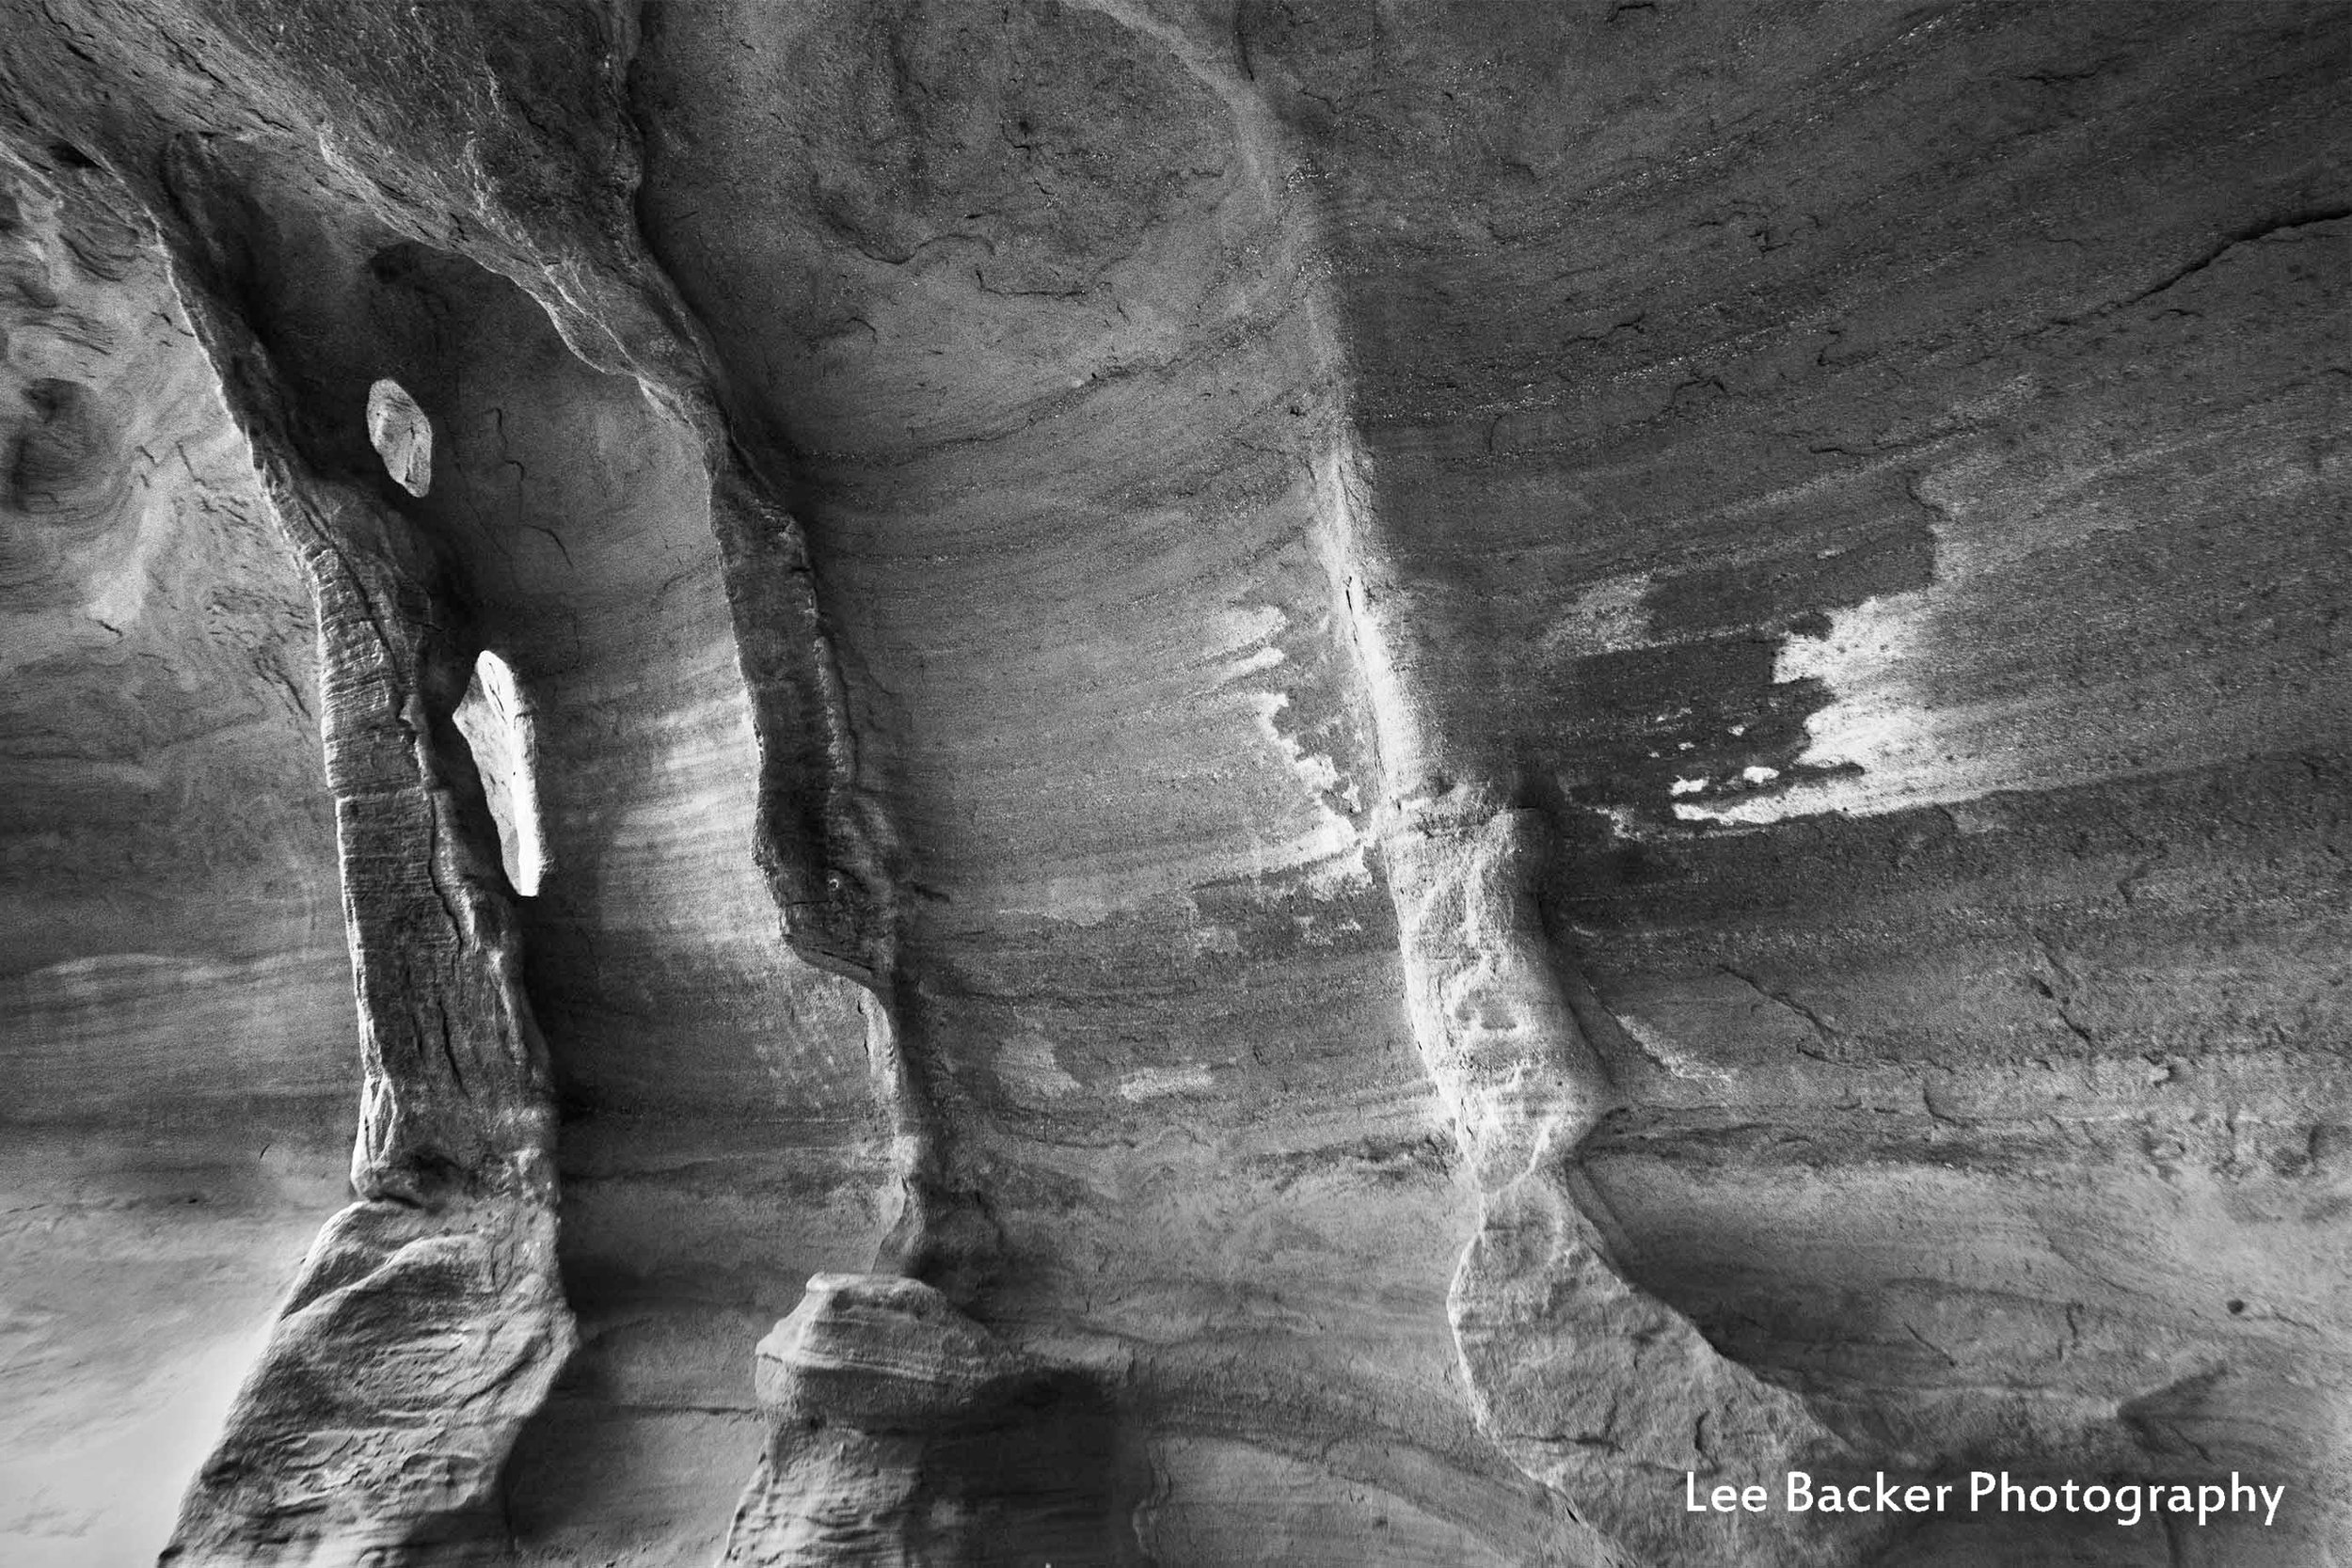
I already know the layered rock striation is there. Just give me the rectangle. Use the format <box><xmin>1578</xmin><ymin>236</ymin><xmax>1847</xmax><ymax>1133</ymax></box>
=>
<box><xmin>1</xmin><ymin>3</ymin><xmax>2344</xmax><ymax>1566</ymax></box>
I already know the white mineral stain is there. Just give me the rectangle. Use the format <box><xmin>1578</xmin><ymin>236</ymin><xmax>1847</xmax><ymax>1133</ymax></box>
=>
<box><xmin>1687</xmin><ymin>426</ymin><xmax>2329</xmax><ymax>831</ymax></box>
<box><xmin>1117</xmin><ymin>1064</ymin><xmax>1216</xmax><ymax>1101</ymax></box>
<box><xmin>1682</xmin><ymin>586</ymin><xmax>1944</xmax><ymax>826</ymax></box>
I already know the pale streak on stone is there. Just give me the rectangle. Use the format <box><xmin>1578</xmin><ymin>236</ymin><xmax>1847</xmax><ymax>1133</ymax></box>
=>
<box><xmin>1685</xmin><ymin>432</ymin><xmax>2301</xmax><ymax>830</ymax></box>
<box><xmin>1116</xmin><ymin>1063</ymin><xmax>1217</xmax><ymax>1102</ymax></box>
<box><xmin>1683</xmin><ymin>587</ymin><xmax>1943</xmax><ymax>827</ymax></box>
<box><xmin>1539</xmin><ymin>570</ymin><xmax>1655</xmax><ymax>661</ymax></box>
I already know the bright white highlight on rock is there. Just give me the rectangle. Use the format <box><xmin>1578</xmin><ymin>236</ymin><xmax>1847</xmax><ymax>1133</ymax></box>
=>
<box><xmin>453</xmin><ymin>650</ymin><xmax>544</xmax><ymax>895</ymax></box>
<box><xmin>1681</xmin><ymin>590</ymin><xmax>1940</xmax><ymax>826</ymax></box>
<box><xmin>364</xmin><ymin>377</ymin><xmax>433</xmax><ymax>497</ymax></box>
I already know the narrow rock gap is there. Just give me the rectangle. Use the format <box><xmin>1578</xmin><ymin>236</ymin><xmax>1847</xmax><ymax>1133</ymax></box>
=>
<box><xmin>452</xmin><ymin>648</ymin><xmax>544</xmax><ymax>899</ymax></box>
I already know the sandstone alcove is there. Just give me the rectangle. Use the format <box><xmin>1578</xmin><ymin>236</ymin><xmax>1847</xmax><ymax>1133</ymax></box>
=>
<box><xmin>0</xmin><ymin>3</ymin><xmax>2344</xmax><ymax>1566</ymax></box>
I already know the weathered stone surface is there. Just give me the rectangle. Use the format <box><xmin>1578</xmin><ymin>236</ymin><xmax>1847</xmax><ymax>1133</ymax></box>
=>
<box><xmin>154</xmin><ymin>290</ymin><xmax>575</xmax><ymax>1562</ymax></box>
<box><xmin>0</xmin><ymin>3</ymin><xmax>2344</xmax><ymax>1566</ymax></box>
<box><xmin>0</xmin><ymin>146</ymin><xmax>352</xmax><ymax>1568</ymax></box>
<box><xmin>721</xmin><ymin>1274</ymin><xmax>1133</xmax><ymax>1566</ymax></box>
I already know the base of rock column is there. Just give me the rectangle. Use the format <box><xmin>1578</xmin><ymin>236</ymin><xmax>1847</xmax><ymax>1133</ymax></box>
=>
<box><xmin>719</xmin><ymin>1274</ymin><xmax>1135</xmax><ymax>1567</ymax></box>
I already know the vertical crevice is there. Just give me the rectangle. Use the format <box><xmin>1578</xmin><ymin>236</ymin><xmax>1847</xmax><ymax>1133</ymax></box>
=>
<box><xmin>452</xmin><ymin>649</ymin><xmax>544</xmax><ymax>899</ymax></box>
<box><xmin>588</xmin><ymin>20</ymin><xmax>1014</xmax><ymax>1554</ymax></box>
<box><xmin>691</xmin><ymin>463</ymin><xmax>962</xmax><ymax>1289</ymax></box>
<box><xmin>612</xmin><ymin>0</ymin><xmax>983</xmax><ymax>1308</ymax></box>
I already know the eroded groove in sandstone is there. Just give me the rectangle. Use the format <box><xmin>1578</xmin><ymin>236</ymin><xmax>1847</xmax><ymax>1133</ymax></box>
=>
<box><xmin>691</xmin><ymin>465</ymin><xmax>944</xmax><ymax>1292</ymax></box>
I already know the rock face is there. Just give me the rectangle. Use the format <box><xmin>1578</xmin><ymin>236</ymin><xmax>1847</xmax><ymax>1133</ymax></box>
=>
<box><xmin>155</xmin><ymin>284</ymin><xmax>576</xmax><ymax>1564</ymax></box>
<box><xmin>720</xmin><ymin>1274</ymin><xmax>1133</xmax><ymax>1566</ymax></box>
<box><xmin>0</xmin><ymin>4</ymin><xmax>2344</xmax><ymax>1567</ymax></box>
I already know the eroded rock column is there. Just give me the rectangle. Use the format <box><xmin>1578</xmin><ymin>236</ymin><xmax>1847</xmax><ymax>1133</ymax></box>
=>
<box><xmin>1325</xmin><ymin>442</ymin><xmax>1884</xmax><ymax>1567</ymax></box>
<box><xmin>161</xmin><ymin>325</ymin><xmax>572</xmax><ymax>1564</ymax></box>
